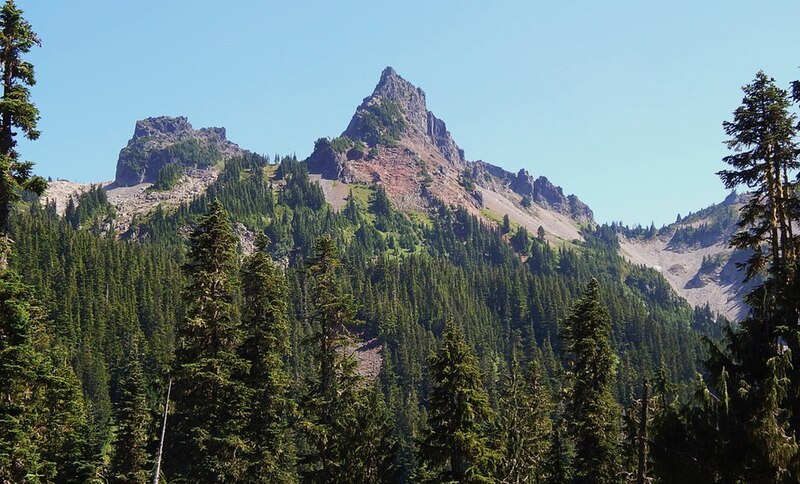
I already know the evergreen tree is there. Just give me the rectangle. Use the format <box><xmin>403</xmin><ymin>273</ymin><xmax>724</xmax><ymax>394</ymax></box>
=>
<box><xmin>562</xmin><ymin>279</ymin><xmax>621</xmax><ymax>484</ymax></box>
<box><xmin>0</xmin><ymin>268</ymin><xmax>49</xmax><ymax>481</ymax></box>
<box><xmin>335</xmin><ymin>383</ymin><xmax>398</xmax><ymax>482</ymax></box>
<box><xmin>370</xmin><ymin>184</ymin><xmax>392</xmax><ymax>217</ymax></box>
<box><xmin>0</xmin><ymin>7</ymin><xmax>94</xmax><ymax>478</ymax></box>
<box><xmin>510</xmin><ymin>227</ymin><xmax>531</xmax><ymax>254</ymax></box>
<box><xmin>41</xmin><ymin>345</ymin><xmax>96</xmax><ymax>483</ymax></box>
<box><xmin>0</xmin><ymin>269</ymin><xmax>94</xmax><ymax>482</ymax></box>
<box><xmin>716</xmin><ymin>72</ymin><xmax>800</xmax><ymax>443</ymax></box>
<box><xmin>0</xmin><ymin>0</ymin><xmax>46</xmax><ymax>263</ymax></box>
<box><xmin>542</xmin><ymin>419</ymin><xmax>572</xmax><ymax>484</ymax></box>
<box><xmin>109</xmin><ymin>332</ymin><xmax>150</xmax><ymax>484</ymax></box>
<box><xmin>653</xmin><ymin>71</ymin><xmax>800</xmax><ymax>483</ymax></box>
<box><xmin>167</xmin><ymin>200</ymin><xmax>249</xmax><ymax>482</ymax></box>
<box><xmin>497</xmin><ymin>343</ymin><xmax>552</xmax><ymax>483</ymax></box>
<box><xmin>240</xmin><ymin>234</ymin><xmax>297</xmax><ymax>482</ymax></box>
<box><xmin>300</xmin><ymin>235</ymin><xmax>363</xmax><ymax>482</ymax></box>
<box><xmin>419</xmin><ymin>322</ymin><xmax>497</xmax><ymax>482</ymax></box>
<box><xmin>717</xmin><ymin>70</ymin><xmax>799</xmax><ymax>286</ymax></box>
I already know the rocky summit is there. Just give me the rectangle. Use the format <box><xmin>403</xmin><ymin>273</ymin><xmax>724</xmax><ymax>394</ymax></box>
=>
<box><xmin>114</xmin><ymin>116</ymin><xmax>244</xmax><ymax>186</ymax></box>
<box><xmin>343</xmin><ymin>66</ymin><xmax>465</xmax><ymax>163</ymax></box>
<box><xmin>306</xmin><ymin>66</ymin><xmax>593</xmax><ymax>223</ymax></box>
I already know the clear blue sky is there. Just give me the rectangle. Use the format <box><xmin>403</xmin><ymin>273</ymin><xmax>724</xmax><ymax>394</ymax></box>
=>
<box><xmin>16</xmin><ymin>0</ymin><xmax>800</xmax><ymax>227</ymax></box>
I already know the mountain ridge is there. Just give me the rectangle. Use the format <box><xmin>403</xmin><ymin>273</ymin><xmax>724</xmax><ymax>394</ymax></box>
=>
<box><xmin>619</xmin><ymin>192</ymin><xmax>749</xmax><ymax>320</ymax></box>
<box><xmin>42</xmin><ymin>68</ymin><xmax>746</xmax><ymax>320</ymax></box>
<box><xmin>306</xmin><ymin>66</ymin><xmax>593</xmax><ymax>227</ymax></box>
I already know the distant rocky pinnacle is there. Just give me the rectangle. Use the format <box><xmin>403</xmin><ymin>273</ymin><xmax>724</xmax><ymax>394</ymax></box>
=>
<box><xmin>114</xmin><ymin>116</ymin><xmax>244</xmax><ymax>187</ymax></box>
<box><xmin>306</xmin><ymin>67</ymin><xmax>593</xmax><ymax>222</ymax></box>
<box><xmin>345</xmin><ymin>67</ymin><xmax>465</xmax><ymax>163</ymax></box>
<box><xmin>511</xmin><ymin>169</ymin><xmax>593</xmax><ymax>221</ymax></box>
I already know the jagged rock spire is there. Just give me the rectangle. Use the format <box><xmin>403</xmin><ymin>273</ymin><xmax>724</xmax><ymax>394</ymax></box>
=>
<box><xmin>344</xmin><ymin>67</ymin><xmax>465</xmax><ymax>163</ymax></box>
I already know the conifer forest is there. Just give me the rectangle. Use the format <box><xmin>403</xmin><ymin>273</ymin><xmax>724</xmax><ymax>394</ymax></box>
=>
<box><xmin>3</xmin><ymin>1</ymin><xmax>800</xmax><ymax>482</ymax></box>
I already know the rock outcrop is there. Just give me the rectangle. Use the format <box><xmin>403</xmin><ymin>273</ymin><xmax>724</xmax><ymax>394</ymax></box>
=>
<box><xmin>510</xmin><ymin>169</ymin><xmax>593</xmax><ymax>221</ymax></box>
<box><xmin>114</xmin><ymin>116</ymin><xmax>244</xmax><ymax>186</ymax></box>
<box><xmin>343</xmin><ymin>67</ymin><xmax>465</xmax><ymax>164</ymax></box>
<box><xmin>305</xmin><ymin>67</ymin><xmax>593</xmax><ymax>226</ymax></box>
<box><xmin>619</xmin><ymin>194</ymin><xmax>750</xmax><ymax>321</ymax></box>
<box><xmin>305</xmin><ymin>138</ymin><xmax>359</xmax><ymax>182</ymax></box>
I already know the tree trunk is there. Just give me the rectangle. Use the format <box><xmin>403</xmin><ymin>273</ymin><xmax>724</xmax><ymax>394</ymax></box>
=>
<box><xmin>152</xmin><ymin>378</ymin><xmax>172</xmax><ymax>484</ymax></box>
<box><xmin>637</xmin><ymin>378</ymin><xmax>649</xmax><ymax>484</ymax></box>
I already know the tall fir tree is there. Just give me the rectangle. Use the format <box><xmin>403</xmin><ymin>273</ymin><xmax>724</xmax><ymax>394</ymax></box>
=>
<box><xmin>109</xmin><ymin>331</ymin><xmax>150</xmax><ymax>484</ymax></box>
<box><xmin>0</xmin><ymin>7</ymin><xmax>92</xmax><ymax>475</ymax></box>
<box><xmin>166</xmin><ymin>200</ymin><xmax>250</xmax><ymax>482</ymax></box>
<box><xmin>240</xmin><ymin>234</ymin><xmax>297</xmax><ymax>483</ymax></box>
<box><xmin>419</xmin><ymin>322</ymin><xmax>498</xmax><ymax>483</ymax></box>
<box><xmin>562</xmin><ymin>278</ymin><xmax>621</xmax><ymax>484</ymax></box>
<box><xmin>542</xmin><ymin>418</ymin><xmax>573</xmax><ymax>484</ymax></box>
<box><xmin>0</xmin><ymin>269</ymin><xmax>94</xmax><ymax>482</ymax></box>
<box><xmin>497</xmin><ymin>345</ymin><xmax>553</xmax><ymax>483</ymax></box>
<box><xmin>717</xmin><ymin>70</ymin><xmax>799</xmax><ymax>292</ymax></box>
<box><xmin>716</xmin><ymin>72</ymin><xmax>800</xmax><ymax>448</ymax></box>
<box><xmin>0</xmin><ymin>0</ymin><xmax>46</xmax><ymax>266</ymax></box>
<box><xmin>653</xmin><ymin>71</ymin><xmax>800</xmax><ymax>483</ymax></box>
<box><xmin>0</xmin><ymin>269</ymin><xmax>44</xmax><ymax>481</ymax></box>
<box><xmin>300</xmin><ymin>235</ymin><xmax>363</xmax><ymax>482</ymax></box>
<box><xmin>334</xmin><ymin>383</ymin><xmax>398</xmax><ymax>482</ymax></box>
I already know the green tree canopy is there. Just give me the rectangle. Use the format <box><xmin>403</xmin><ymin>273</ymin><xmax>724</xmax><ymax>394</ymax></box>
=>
<box><xmin>562</xmin><ymin>278</ymin><xmax>621</xmax><ymax>484</ymax></box>
<box><xmin>419</xmin><ymin>322</ymin><xmax>498</xmax><ymax>483</ymax></box>
<box><xmin>167</xmin><ymin>200</ymin><xmax>250</xmax><ymax>482</ymax></box>
<box><xmin>240</xmin><ymin>234</ymin><xmax>297</xmax><ymax>482</ymax></box>
<box><xmin>0</xmin><ymin>0</ymin><xmax>46</xmax><ymax>239</ymax></box>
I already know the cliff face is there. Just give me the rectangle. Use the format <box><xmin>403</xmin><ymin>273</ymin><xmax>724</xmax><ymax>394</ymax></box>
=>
<box><xmin>306</xmin><ymin>67</ymin><xmax>593</xmax><ymax>225</ymax></box>
<box><xmin>342</xmin><ymin>67</ymin><xmax>465</xmax><ymax>164</ymax></box>
<box><xmin>114</xmin><ymin>116</ymin><xmax>244</xmax><ymax>186</ymax></box>
<box><xmin>510</xmin><ymin>169</ymin><xmax>594</xmax><ymax>221</ymax></box>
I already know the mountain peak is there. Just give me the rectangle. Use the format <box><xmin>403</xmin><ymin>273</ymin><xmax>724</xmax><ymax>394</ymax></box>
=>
<box><xmin>380</xmin><ymin>65</ymin><xmax>397</xmax><ymax>79</ymax></box>
<box><xmin>342</xmin><ymin>68</ymin><xmax>464</xmax><ymax>163</ymax></box>
<box><xmin>377</xmin><ymin>66</ymin><xmax>401</xmax><ymax>87</ymax></box>
<box><xmin>114</xmin><ymin>116</ymin><xmax>243</xmax><ymax>187</ymax></box>
<box><xmin>306</xmin><ymin>68</ymin><xmax>593</xmax><ymax>229</ymax></box>
<box><xmin>374</xmin><ymin>66</ymin><xmax>427</xmax><ymax>105</ymax></box>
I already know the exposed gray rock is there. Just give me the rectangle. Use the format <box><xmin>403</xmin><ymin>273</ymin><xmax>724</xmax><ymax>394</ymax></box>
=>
<box><xmin>343</xmin><ymin>67</ymin><xmax>465</xmax><ymax>163</ymax></box>
<box><xmin>114</xmin><ymin>116</ymin><xmax>244</xmax><ymax>187</ymax></box>
<box><xmin>510</xmin><ymin>168</ymin><xmax>593</xmax><ymax>221</ymax></box>
<box><xmin>721</xmin><ymin>190</ymin><xmax>748</xmax><ymax>206</ymax></box>
<box><xmin>306</xmin><ymin>138</ymin><xmax>349</xmax><ymax>181</ymax></box>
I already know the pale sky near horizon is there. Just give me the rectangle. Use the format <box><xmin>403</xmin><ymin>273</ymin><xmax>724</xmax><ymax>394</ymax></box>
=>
<box><xmin>15</xmin><ymin>0</ymin><xmax>800</xmax><ymax>227</ymax></box>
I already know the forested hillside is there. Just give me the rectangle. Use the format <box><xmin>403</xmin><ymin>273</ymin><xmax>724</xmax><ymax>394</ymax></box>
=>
<box><xmin>6</xmin><ymin>150</ymin><xmax>714</xmax><ymax>481</ymax></box>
